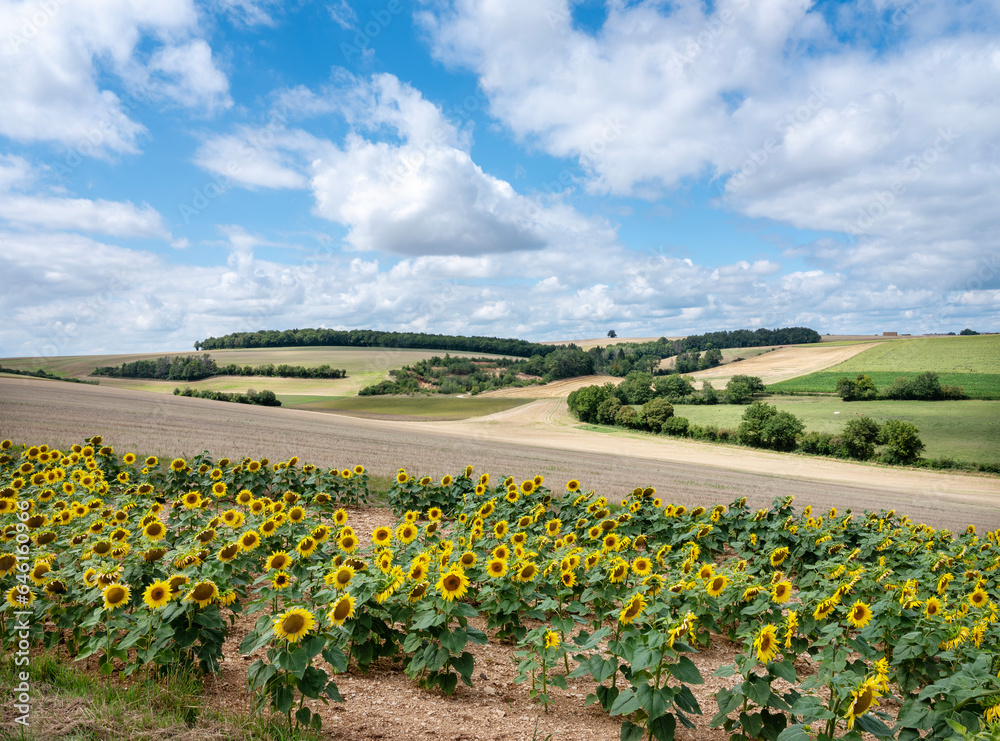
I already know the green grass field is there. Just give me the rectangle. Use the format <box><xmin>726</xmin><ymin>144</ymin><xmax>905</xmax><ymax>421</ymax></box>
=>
<box><xmin>668</xmin><ymin>397</ymin><xmax>1000</xmax><ymax>466</ymax></box>
<box><xmin>824</xmin><ymin>334</ymin><xmax>1000</xmax><ymax>373</ymax></box>
<box><xmin>769</xmin><ymin>372</ymin><xmax>1000</xmax><ymax>399</ymax></box>
<box><xmin>278</xmin><ymin>395</ymin><xmax>530</xmax><ymax>420</ymax></box>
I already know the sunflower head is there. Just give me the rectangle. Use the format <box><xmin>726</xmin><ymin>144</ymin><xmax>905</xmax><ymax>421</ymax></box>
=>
<box><xmin>102</xmin><ymin>583</ymin><xmax>131</xmax><ymax>611</ymax></box>
<box><xmin>274</xmin><ymin>606</ymin><xmax>316</xmax><ymax>642</ymax></box>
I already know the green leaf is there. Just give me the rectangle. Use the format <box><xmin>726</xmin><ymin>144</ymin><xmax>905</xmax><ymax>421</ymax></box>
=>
<box><xmin>674</xmin><ymin>685</ymin><xmax>700</xmax><ymax>715</ymax></box>
<box><xmin>649</xmin><ymin>712</ymin><xmax>677</xmax><ymax>741</ymax></box>
<box><xmin>550</xmin><ymin>674</ymin><xmax>568</xmax><ymax>690</ymax></box>
<box><xmin>272</xmin><ymin>684</ymin><xmax>294</xmax><ymax>714</ymax></box>
<box><xmin>857</xmin><ymin>714</ymin><xmax>895</xmax><ymax>739</ymax></box>
<box><xmin>776</xmin><ymin>724</ymin><xmax>811</xmax><ymax>741</ymax></box>
<box><xmin>611</xmin><ymin>688</ymin><xmax>641</xmax><ymax>717</ymax></box>
<box><xmin>631</xmin><ymin>647</ymin><xmax>654</xmax><ymax>673</ymax></box>
<box><xmin>449</xmin><ymin>651</ymin><xmax>475</xmax><ymax>678</ymax></box>
<box><xmin>746</xmin><ymin>677</ymin><xmax>772</xmax><ymax>707</ymax></box>
<box><xmin>301</xmin><ymin>635</ymin><xmax>326</xmax><ymax>660</ymax></box>
<box><xmin>452</xmin><ymin>602</ymin><xmax>478</xmax><ymax>618</ymax></box>
<box><xmin>667</xmin><ymin>656</ymin><xmax>703</xmax><ymax>685</ymax></box>
<box><xmin>403</xmin><ymin>632</ymin><xmax>424</xmax><ymax>654</ymax></box>
<box><xmin>279</xmin><ymin>646</ymin><xmax>310</xmax><ymax>679</ymax></box>
<box><xmin>740</xmin><ymin>711</ymin><xmax>763</xmax><ymax>738</ymax></box>
<box><xmin>322</xmin><ymin>646</ymin><xmax>349</xmax><ymax>674</ymax></box>
<box><xmin>619</xmin><ymin>720</ymin><xmax>644</xmax><ymax>741</ymax></box>
<box><xmin>637</xmin><ymin>684</ymin><xmax>670</xmax><ymax>720</ymax></box>
<box><xmin>440</xmin><ymin>628</ymin><xmax>468</xmax><ymax>655</ymax></box>
<box><xmin>295</xmin><ymin>706</ymin><xmax>312</xmax><ymax>727</ymax></box>
<box><xmin>466</xmin><ymin>626</ymin><xmax>488</xmax><ymax>645</ymax></box>
<box><xmin>770</xmin><ymin>660</ymin><xmax>797</xmax><ymax>684</ymax></box>
<box><xmin>712</xmin><ymin>688</ymin><xmax>743</xmax><ymax>723</ymax></box>
<box><xmin>713</xmin><ymin>663</ymin><xmax>736</xmax><ymax>678</ymax></box>
<box><xmin>438</xmin><ymin>672</ymin><xmax>458</xmax><ymax>695</ymax></box>
<box><xmin>597</xmin><ymin>685</ymin><xmax>621</xmax><ymax>713</ymax></box>
<box><xmin>297</xmin><ymin>666</ymin><xmax>329</xmax><ymax>699</ymax></box>
<box><xmin>325</xmin><ymin>679</ymin><xmax>343</xmax><ymax>703</ymax></box>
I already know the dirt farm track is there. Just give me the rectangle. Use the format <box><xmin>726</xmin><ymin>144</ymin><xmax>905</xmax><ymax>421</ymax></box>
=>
<box><xmin>1</xmin><ymin>377</ymin><xmax>997</xmax><ymax>533</ymax></box>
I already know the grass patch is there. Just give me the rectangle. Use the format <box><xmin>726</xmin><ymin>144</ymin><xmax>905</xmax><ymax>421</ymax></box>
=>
<box><xmin>822</xmin><ymin>334</ymin><xmax>1000</xmax><ymax>374</ymax></box>
<box><xmin>0</xmin><ymin>652</ymin><xmax>321</xmax><ymax>741</ymax></box>
<box><xmin>280</xmin><ymin>395</ymin><xmax>530</xmax><ymax>420</ymax></box>
<box><xmin>769</xmin><ymin>371</ymin><xmax>1000</xmax><ymax>399</ymax></box>
<box><xmin>670</xmin><ymin>397</ymin><xmax>1000</xmax><ymax>466</ymax></box>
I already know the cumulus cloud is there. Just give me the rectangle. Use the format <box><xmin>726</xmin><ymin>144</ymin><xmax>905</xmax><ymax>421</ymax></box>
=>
<box><xmin>0</xmin><ymin>0</ymin><xmax>230</xmax><ymax>154</ymax></box>
<box><xmin>420</xmin><ymin>0</ymin><xmax>1000</xmax><ymax>295</ymax></box>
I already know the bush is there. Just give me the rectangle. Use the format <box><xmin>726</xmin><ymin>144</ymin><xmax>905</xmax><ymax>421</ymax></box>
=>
<box><xmin>641</xmin><ymin>397</ymin><xmax>674</xmax><ymax>432</ymax></box>
<box><xmin>799</xmin><ymin>431</ymin><xmax>839</xmax><ymax>456</ymax></box>
<box><xmin>662</xmin><ymin>416</ymin><xmax>689</xmax><ymax>436</ymax></box>
<box><xmin>841</xmin><ymin>416</ymin><xmax>881</xmax><ymax>460</ymax></box>
<box><xmin>614</xmin><ymin>405</ymin><xmax>641</xmax><ymax>429</ymax></box>
<box><xmin>736</xmin><ymin>401</ymin><xmax>804</xmax><ymax>451</ymax></box>
<box><xmin>725</xmin><ymin>375</ymin><xmax>766</xmax><ymax>404</ymax></box>
<box><xmin>836</xmin><ymin>374</ymin><xmax>878</xmax><ymax>401</ymax></box>
<box><xmin>878</xmin><ymin>419</ymin><xmax>925</xmax><ymax>463</ymax></box>
<box><xmin>595</xmin><ymin>397</ymin><xmax>622</xmax><ymax>425</ymax></box>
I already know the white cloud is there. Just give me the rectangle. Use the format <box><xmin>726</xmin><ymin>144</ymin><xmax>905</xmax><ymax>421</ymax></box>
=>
<box><xmin>421</xmin><ymin>0</ymin><xmax>1000</xmax><ymax>294</ymax></box>
<box><xmin>0</xmin><ymin>195</ymin><xmax>169</xmax><ymax>238</ymax></box>
<box><xmin>0</xmin><ymin>0</ymin><xmax>229</xmax><ymax>153</ymax></box>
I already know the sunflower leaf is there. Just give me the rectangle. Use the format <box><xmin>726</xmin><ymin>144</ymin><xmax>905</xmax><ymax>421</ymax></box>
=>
<box><xmin>452</xmin><ymin>602</ymin><xmax>478</xmax><ymax>618</ymax></box>
<box><xmin>466</xmin><ymin>626</ymin><xmax>488</xmax><ymax>645</ymax></box>
<box><xmin>449</xmin><ymin>651</ymin><xmax>475</xmax><ymax>678</ymax></box>
<box><xmin>323</xmin><ymin>647</ymin><xmax>349</xmax><ymax>674</ymax></box>
<box><xmin>649</xmin><ymin>712</ymin><xmax>677</xmax><ymax>741</ymax></box>
<box><xmin>440</xmin><ymin>628</ymin><xmax>468</xmax><ymax>655</ymax></box>
<box><xmin>619</xmin><ymin>720</ymin><xmax>644</xmax><ymax>741</ymax></box>
<box><xmin>610</xmin><ymin>688</ymin><xmax>640</xmax><ymax>716</ymax></box>
<box><xmin>667</xmin><ymin>656</ymin><xmax>703</xmax><ymax>685</ymax></box>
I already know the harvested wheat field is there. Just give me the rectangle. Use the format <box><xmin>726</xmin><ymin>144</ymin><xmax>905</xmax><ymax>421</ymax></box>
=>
<box><xmin>685</xmin><ymin>342</ymin><xmax>880</xmax><ymax>388</ymax></box>
<box><xmin>1</xmin><ymin>377</ymin><xmax>996</xmax><ymax>531</ymax></box>
<box><xmin>480</xmin><ymin>375</ymin><xmax>622</xmax><ymax>399</ymax></box>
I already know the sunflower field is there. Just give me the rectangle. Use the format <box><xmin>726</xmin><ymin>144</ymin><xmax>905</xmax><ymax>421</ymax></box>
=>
<box><xmin>2</xmin><ymin>435</ymin><xmax>999</xmax><ymax>740</ymax></box>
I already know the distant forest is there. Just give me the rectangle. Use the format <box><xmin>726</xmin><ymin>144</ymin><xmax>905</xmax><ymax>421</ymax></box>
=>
<box><xmin>93</xmin><ymin>354</ymin><xmax>346</xmax><ymax>382</ymax></box>
<box><xmin>195</xmin><ymin>327</ymin><xmax>821</xmax><ymax>375</ymax></box>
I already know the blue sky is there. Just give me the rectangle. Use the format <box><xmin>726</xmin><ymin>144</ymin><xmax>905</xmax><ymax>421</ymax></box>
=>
<box><xmin>0</xmin><ymin>0</ymin><xmax>997</xmax><ymax>358</ymax></box>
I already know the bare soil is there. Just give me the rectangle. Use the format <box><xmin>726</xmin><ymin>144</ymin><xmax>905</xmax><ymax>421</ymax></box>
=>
<box><xmin>1</xmin><ymin>377</ymin><xmax>997</xmax><ymax>532</ymax></box>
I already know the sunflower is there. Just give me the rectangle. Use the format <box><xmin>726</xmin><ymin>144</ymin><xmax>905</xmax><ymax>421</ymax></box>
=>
<box><xmin>813</xmin><ymin>598</ymin><xmax>837</xmax><ymax>621</ymax></box>
<box><xmin>28</xmin><ymin>561</ymin><xmax>51</xmax><ymax>586</ymax></box>
<box><xmin>274</xmin><ymin>606</ymin><xmax>316</xmax><ymax>642</ymax></box>
<box><xmin>602</xmin><ymin>533</ymin><xmax>620</xmax><ymax>553</ymax></box>
<box><xmin>145</xmin><ymin>456</ymin><xmax>158</xmax><ymax>467</ymax></box>
<box><xmin>328</xmin><ymin>595</ymin><xmax>356</xmax><ymax>626</ymax></box>
<box><xmin>770</xmin><ymin>547</ymin><xmax>790</xmax><ymax>568</ymax></box>
<box><xmin>485</xmin><ymin>558</ymin><xmax>508</xmax><ymax>578</ymax></box>
<box><xmin>102</xmin><ymin>583</ymin><xmax>131</xmax><ymax>611</ymax></box>
<box><xmin>560</xmin><ymin>570</ymin><xmax>577</xmax><ymax>588</ymax></box>
<box><xmin>459</xmin><ymin>551</ymin><xmax>477</xmax><ymax>569</ymax></box>
<box><xmin>331</xmin><ymin>565</ymin><xmax>355</xmax><ymax>590</ymax></box>
<box><xmin>924</xmin><ymin>596</ymin><xmax>942</xmax><ymax>618</ymax></box>
<box><xmin>236</xmin><ymin>489</ymin><xmax>254</xmax><ymax>506</ymax></box>
<box><xmin>437</xmin><ymin>567</ymin><xmax>470</xmax><ymax>601</ymax></box>
<box><xmin>632</xmin><ymin>556</ymin><xmax>653</xmax><ymax>577</ymax></box>
<box><xmin>6</xmin><ymin>585</ymin><xmax>33</xmax><ymax>608</ymax></box>
<box><xmin>143</xmin><ymin>580</ymin><xmax>172</xmax><ymax>609</ymax></box>
<box><xmin>544</xmin><ymin>630</ymin><xmax>560</xmax><ymax>649</ymax></box>
<box><xmin>847</xmin><ymin>600</ymin><xmax>873</xmax><ymax>629</ymax></box>
<box><xmin>372</xmin><ymin>527</ymin><xmax>393</xmax><ymax>548</ymax></box>
<box><xmin>566</xmin><ymin>479</ymin><xmax>581</xmax><ymax>493</ymax></box>
<box><xmin>619</xmin><ymin>593</ymin><xmax>647</xmax><ymax>625</ymax></box>
<box><xmin>396</xmin><ymin>471</ymin><xmax>408</xmax><ymax>484</ymax></box>
<box><xmin>753</xmin><ymin>624</ymin><xmax>779</xmax><ymax>663</ymax></box>
<box><xmin>608</xmin><ymin>560</ymin><xmax>629</xmax><ymax>584</ymax></box>
<box><xmin>844</xmin><ymin>677</ymin><xmax>881</xmax><ymax>729</ymax></box>
<box><xmin>409</xmin><ymin>561</ymin><xmax>428</xmax><ymax>581</ymax></box>
<box><xmin>272</xmin><ymin>571</ymin><xmax>292</xmax><ymax>590</ymax></box>
<box><xmin>297</xmin><ymin>536</ymin><xmax>318</xmax><ymax>557</ymax></box>
<box><xmin>186</xmin><ymin>580</ymin><xmax>219</xmax><ymax>608</ymax></box>
<box><xmin>377</xmin><ymin>551</ymin><xmax>394</xmax><ymax>574</ymax></box>
<box><xmin>520</xmin><ymin>479</ymin><xmax>535</xmax><ymax>495</ymax></box>
<box><xmin>760</xmin><ymin>578</ymin><xmax>789</xmax><ymax>603</ymax></box>
<box><xmin>706</xmin><ymin>574</ymin><xmax>729</xmax><ymax>598</ymax></box>
<box><xmin>239</xmin><ymin>530</ymin><xmax>261</xmax><ymax>551</ymax></box>
<box><xmin>396</xmin><ymin>523</ymin><xmax>418</xmax><ymax>545</ymax></box>
<box><xmin>142</xmin><ymin>521</ymin><xmax>166</xmax><ymax>540</ymax></box>
<box><xmin>170</xmin><ymin>458</ymin><xmax>187</xmax><ymax>472</ymax></box>
<box><xmin>513</xmin><ymin>561</ymin><xmax>538</xmax><ymax>583</ymax></box>
<box><xmin>212</xmin><ymin>482</ymin><xmax>227</xmax><ymax>497</ymax></box>
<box><xmin>260</xmin><ymin>519</ymin><xmax>279</xmax><ymax>537</ymax></box>
<box><xmin>288</xmin><ymin>506</ymin><xmax>306</xmax><ymax>524</ymax></box>
<box><xmin>338</xmin><ymin>532</ymin><xmax>359</xmax><ymax>553</ymax></box>
<box><xmin>210</xmin><ymin>541</ymin><xmax>238</xmax><ymax>564</ymax></box>
<box><xmin>969</xmin><ymin>588</ymin><xmax>989</xmax><ymax>608</ymax></box>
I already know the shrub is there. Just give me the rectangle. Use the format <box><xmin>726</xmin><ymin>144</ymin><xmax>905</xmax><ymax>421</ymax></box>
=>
<box><xmin>841</xmin><ymin>416</ymin><xmax>881</xmax><ymax>460</ymax></box>
<box><xmin>878</xmin><ymin>419</ymin><xmax>925</xmax><ymax>463</ymax></box>
<box><xmin>836</xmin><ymin>374</ymin><xmax>877</xmax><ymax>401</ymax></box>
<box><xmin>736</xmin><ymin>401</ymin><xmax>804</xmax><ymax>451</ymax></box>
<box><xmin>641</xmin><ymin>397</ymin><xmax>674</xmax><ymax>432</ymax></box>
<box><xmin>595</xmin><ymin>397</ymin><xmax>622</xmax><ymax>426</ymax></box>
<box><xmin>662</xmin><ymin>416</ymin><xmax>689</xmax><ymax>436</ymax></box>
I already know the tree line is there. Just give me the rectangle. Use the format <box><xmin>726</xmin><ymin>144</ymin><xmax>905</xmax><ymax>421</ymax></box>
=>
<box><xmin>93</xmin><ymin>355</ymin><xmax>346</xmax><ymax>381</ymax></box>
<box><xmin>172</xmin><ymin>387</ymin><xmax>281</xmax><ymax>406</ymax></box>
<box><xmin>836</xmin><ymin>372</ymin><xmax>966</xmax><ymax>401</ymax></box>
